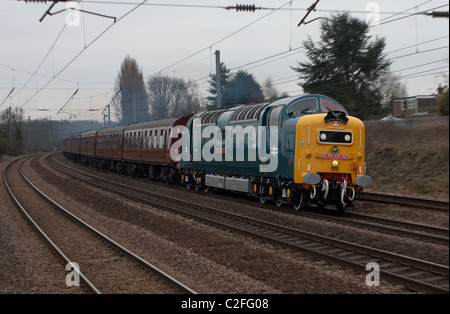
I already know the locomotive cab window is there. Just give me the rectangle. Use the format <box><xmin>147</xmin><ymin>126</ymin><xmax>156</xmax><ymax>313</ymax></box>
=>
<box><xmin>320</xmin><ymin>98</ymin><xmax>345</xmax><ymax>113</ymax></box>
<box><xmin>287</xmin><ymin>98</ymin><xmax>318</xmax><ymax>116</ymax></box>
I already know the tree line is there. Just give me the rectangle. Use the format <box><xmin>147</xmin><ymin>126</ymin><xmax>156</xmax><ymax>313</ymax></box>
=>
<box><xmin>114</xmin><ymin>12</ymin><xmax>425</xmax><ymax>125</ymax></box>
<box><xmin>2</xmin><ymin>12</ymin><xmax>447</xmax><ymax>158</ymax></box>
<box><xmin>112</xmin><ymin>56</ymin><xmax>278</xmax><ymax>125</ymax></box>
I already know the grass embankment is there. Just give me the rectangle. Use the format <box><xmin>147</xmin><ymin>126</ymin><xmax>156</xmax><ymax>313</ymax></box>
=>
<box><xmin>365</xmin><ymin>118</ymin><xmax>449</xmax><ymax>199</ymax></box>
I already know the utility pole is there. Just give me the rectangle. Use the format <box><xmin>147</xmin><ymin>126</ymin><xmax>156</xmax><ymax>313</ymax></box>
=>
<box><xmin>133</xmin><ymin>92</ymin><xmax>136</xmax><ymax>123</ymax></box>
<box><xmin>28</xmin><ymin>116</ymin><xmax>31</xmax><ymax>155</ymax></box>
<box><xmin>108</xmin><ymin>103</ymin><xmax>111</xmax><ymax>127</ymax></box>
<box><xmin>8</xmin><ymin>107</ymin><xmax>12</xmax><ymax>155</ymax></box>
<box><xmin>215</xmin><ymin>50</ymin><xmax>222</xmax><ymax>109</ymax></box>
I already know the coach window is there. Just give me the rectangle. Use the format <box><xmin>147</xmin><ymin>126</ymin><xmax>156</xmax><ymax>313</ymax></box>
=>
<box><xmin>148</xmin><ymin>130</ymin><xmax>152</xmax><ymax>148</ymax></box>
<box><xmin>164</xmin><ymin>130</ymin><xmax>170</xmax><ymax>148</ymax></box>
<box><xmin>159</xmin><ymin>129</ymin><xmax>164</xmax><ymax>148</ymax></box>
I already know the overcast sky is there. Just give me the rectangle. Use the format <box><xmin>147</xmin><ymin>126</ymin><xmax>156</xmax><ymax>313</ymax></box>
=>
<box><xmin>0</xmin><ymin>0</ymin><xmax>448</xmax><ymax>121</ymax></box>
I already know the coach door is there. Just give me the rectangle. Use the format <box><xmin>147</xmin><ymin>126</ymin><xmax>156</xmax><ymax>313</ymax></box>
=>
<box><xmin>260</xmin><ymin>106</ymin><xmax>282</xmax><ymax>173</ymax></box>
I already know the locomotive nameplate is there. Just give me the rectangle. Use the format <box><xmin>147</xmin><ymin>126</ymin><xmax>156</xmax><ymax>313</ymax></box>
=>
<box><xmin>319</xmin><ymin>153</ymin><xmax>350</xmax><ymax>160</ymax></box>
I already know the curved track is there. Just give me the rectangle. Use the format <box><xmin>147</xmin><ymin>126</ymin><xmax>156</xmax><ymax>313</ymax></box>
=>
<box><xmin>3</xmin><ymin>155</ymin><xmax>196</xmax><ymax>294</ymax></box>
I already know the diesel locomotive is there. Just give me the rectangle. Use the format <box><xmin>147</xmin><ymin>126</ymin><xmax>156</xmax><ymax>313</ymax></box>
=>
<box><xmin>180</xmin><ymin>94</ymin><xmax>371</xmax><ymax>212</ymax></box>
<box><xmin>63</xmin><ymin>94</ymin><xmax>371</xmax><ymax>212</ymax></box>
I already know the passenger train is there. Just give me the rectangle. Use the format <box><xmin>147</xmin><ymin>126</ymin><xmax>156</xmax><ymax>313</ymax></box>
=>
<box><xmin>63</xmin><ymin>94</ymin><xmax>372</xmax><ymax>212</ymax></box>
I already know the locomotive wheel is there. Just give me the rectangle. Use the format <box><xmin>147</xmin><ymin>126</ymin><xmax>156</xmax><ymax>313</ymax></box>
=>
<box><xmin>275</xmin><ymin>200</ymin><xmax>283</xmax><ymax>207</ymax></box>
<box><xmin>292</xmin><ymin>191</ymin><xmax>305</xmax><ymax>211</ymax></box>
<box><xmin>259</xmin><ymin>197</ymin><xmax>266</xmax><ymax>204</ymax></box>
<box><xmin>336</xmin><ymin>204</ymin><xmax>347</xmax><ymax>213</ymax></box>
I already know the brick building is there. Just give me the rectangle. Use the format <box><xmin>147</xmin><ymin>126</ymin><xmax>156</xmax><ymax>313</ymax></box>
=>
<box><xmin>393</xmin><ymin>86</ymin><xmax>446</xmax><ymax>118</ymax></box>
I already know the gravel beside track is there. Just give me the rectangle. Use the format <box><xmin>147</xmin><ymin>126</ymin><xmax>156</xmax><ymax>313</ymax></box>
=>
<box><xmin>1</xmin><ymin>154</ymin><xmax>447</xmax><ymax>293</ymax></box>
<box><xmin>5</xmin><ymin>157</ymin><xmax>195</xmax><ymax>294</ymax></box>
<box><xmin>0</xmin><ymin>156</ymin><xmax>84</xmax><ymax>293</ymax></box>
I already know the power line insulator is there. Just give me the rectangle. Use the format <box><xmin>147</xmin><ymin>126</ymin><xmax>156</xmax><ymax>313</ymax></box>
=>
<box><xmin>431</xmin><ymin>11</ymin><xmax>449</xmax><ymax>18</ymax></box>
<box><xmin>236</xmin><ymin>4</ymin><xmax>257</xmax><ymax>12</ymax></box>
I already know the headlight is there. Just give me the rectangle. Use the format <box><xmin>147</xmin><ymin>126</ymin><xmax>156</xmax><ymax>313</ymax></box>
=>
<box><xmin>318</xmin><ymin>130</ymin><xmax>353</xmax><ymax>144</ymax></box>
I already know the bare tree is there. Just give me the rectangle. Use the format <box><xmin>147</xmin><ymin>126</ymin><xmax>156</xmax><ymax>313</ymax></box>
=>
<box><xmin>262</xmin><ymin>77</ymin><xmax>279</xmax><ymax>101</ymax></box>
<box><xmin>147</xmin><ymin>75</ymin><xmax>201</xmax><ymax>120</ymax></box>
<box><xmin>0</xmin><ymin>106</ymin><xmax>24</xmax><ymax>156</ymax></box>
<box><xmin>377</xmin><ymin>71</ymin><xmax>407</xmax><ymax>110</ymax></box>
<box><xmin>114</xmin><ymin>55</ymin><xmax>149</xmax><ymax>124</ymax></box>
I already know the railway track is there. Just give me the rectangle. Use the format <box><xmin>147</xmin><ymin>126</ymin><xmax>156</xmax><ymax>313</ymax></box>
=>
<box><xmin>359</xmin><ymin>192</ymin><xmax>449</xmax><ymax>212</ymax></box>
<box><xmin>49</xmin><ymin>154</ymin><xmax>449</xmax><ymax>293</ymax></box>
<box><xmin>3</xmin><ymin>155</ymin><xmax>196</xmax><ymax>294</ymax></box>
<box><xmin>300</xmin><ymin>209</ymin><xmax>449</xmax><ymax>246</ymax></box>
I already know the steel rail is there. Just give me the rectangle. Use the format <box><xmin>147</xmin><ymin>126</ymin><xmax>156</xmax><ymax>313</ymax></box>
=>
<box><xmin>50</xmin><ymin>154</ymin><xmax>449</xmax><ymax>293</ymax></box>
<box><xmin>3</xmin><ymin>156</ymin><xmax>101</xmax><ymax>294</ymax></box>
<box><xmin>7</xmin><ymin>155</ymin><xmax>197</xmax><ymax>294</ymax></box>
<box><xmin>360</xmin><ymin>192</ymin><xmax>449</xmax><ymax>212</ymax></box>
<box><xmin>301</xmin><ymin>209</ymin><xmax>449</xmax><ymax>246</ymax></box>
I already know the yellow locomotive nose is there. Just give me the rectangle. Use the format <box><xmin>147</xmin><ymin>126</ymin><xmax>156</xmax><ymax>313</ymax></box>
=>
<box><xmin>294</xmin><ymin>113</ymin><xmax>369</xmax><ymax>187</ymax></box>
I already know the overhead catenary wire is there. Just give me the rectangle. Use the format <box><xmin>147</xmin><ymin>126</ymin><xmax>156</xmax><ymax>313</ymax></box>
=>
<box><xmin>146</xmin><ymin>0</ymin><xmax>294</xmax><ymax>79</ymax></box>
<box><xmin>8</xmin><ymin>0</ymin><xmax>448</xmax><ymax>121</ymax></box>
<box><xmin>17</xmin><ymin>0</ymin><xmax>150</xmax><ymax>110</ymax></box>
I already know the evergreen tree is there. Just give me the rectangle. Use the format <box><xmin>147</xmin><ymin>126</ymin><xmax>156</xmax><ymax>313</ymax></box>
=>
<box><xmin>292</xmin><ymin>12</ymin><xmax>390</xmax><ymax>119</ymax></box>
<box><xmin>223</xmin><ymin>70</ymin><xmax>265</xmax><ymax>107</ymax></box>
<box><xmin>438</xmin><ymin>88</ymin><xmax>449</xmax><ymax>116</ymax></box>
<box><xmin>207</xmin><ymin>63</ymin><xmax>231</xmax><ymax>108</ymax></box>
